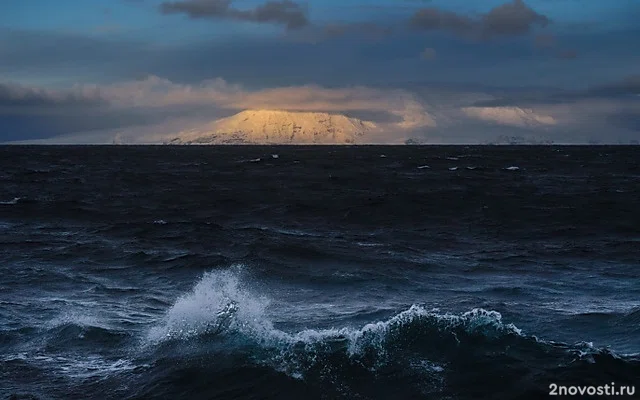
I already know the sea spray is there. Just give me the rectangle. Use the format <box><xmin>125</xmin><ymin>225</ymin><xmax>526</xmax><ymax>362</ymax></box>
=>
<box><xmin>145</xmin><ymin>268</ymin><xmax>530</xmax><ymax>379</ymax></box>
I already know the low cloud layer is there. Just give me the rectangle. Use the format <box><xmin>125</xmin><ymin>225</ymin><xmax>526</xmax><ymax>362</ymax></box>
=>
<box><xmin>81</xmin><ymin>76</ymin><xmax>433</xmax><ymax>127</ymax></box>
<box><xmin>587</xmin><ymin>75</ymin><xmax>640</xmax><ymax>97</ymax></box>
<box><xmin>160</xmin><ymin>0</ymin><xmax>309</xmax><ymax>30</ymax></box>
<box><xmin>410</xmin><ymin>0</ymin><xmax>549</xmax><ymax>38</ymax></box>
<box><xmin>462</xmin><ymin>106</ymin><xmax>556</xmax><ymax>128</ymax></box>
<box><xmin>0</xmin><ymin>83</ymin><xmax>104</xmax><ymax>109</ymax></box>
<box><xmin>0</xmin><ymin>76</ymin><xmax>436</xmax><ymax>142</ymax></box>
<box><xmin>2</xmin><ymin>75</ymin><xmax>638</xmax><ymax>144</ymax></box>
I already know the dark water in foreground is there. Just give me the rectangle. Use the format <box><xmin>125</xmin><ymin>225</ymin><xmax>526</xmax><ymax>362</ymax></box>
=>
<box><xmin>0</xmin><ymin>145</ymin><xmax>639</xmax><ymax>400</ymax></box>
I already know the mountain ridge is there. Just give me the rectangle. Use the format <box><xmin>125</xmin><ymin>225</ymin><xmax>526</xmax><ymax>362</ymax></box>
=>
<box><xmin>165</xmin><ymin>109</ymin><xmax>378</xmax><ymax>145</ymax></box>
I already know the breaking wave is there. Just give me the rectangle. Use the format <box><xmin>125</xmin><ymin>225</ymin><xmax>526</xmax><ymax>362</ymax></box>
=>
<box><xmin>148</xmin><ymin>269</ymin><xmax>523</xmax><ymax>349</ymax></box>
<box><xmin>145</xmin><ymin>268</ymin><xmax>638</xmax><ymax>386</ymax></box>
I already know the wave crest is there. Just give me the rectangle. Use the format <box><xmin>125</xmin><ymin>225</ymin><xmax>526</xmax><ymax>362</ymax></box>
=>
<box><xmin>147</xmin><ymin>268</ymin><xmax>272</xmax><ymax>342</ymax></box>
<box><xmin>146</xmin><ymin>269</ymin><xmax>529</xmax><ymax>378</ymax></box>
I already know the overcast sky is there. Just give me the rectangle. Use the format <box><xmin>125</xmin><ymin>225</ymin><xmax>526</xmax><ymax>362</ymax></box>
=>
<box><xmin>1</xmin><ymin>0</ymin><xmax>638</xmax><ymax>143</ymax></box>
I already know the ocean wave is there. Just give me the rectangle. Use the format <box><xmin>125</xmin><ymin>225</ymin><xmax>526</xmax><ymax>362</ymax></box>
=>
<box><xmin>617</xmin><ymin>308</ymin><xmax>640</xmax><ymax>332</ymax></box>
<box><xmin>138</xmin><ymin>269</ymin><xmax>640</xmax><ymax>399</ymax></box>
<box><xmin>2</xmin><ymin>352</ymin><xmax>140</xmax><ymax>380</ymax></box>
<box><xmin>145</xmin><ymin>269</ymin><xmax>537</xmax><ymax>376</ymax></box>
<box><xmin>147</xmin><ymin>268</ymin><xmax>270</xmax><ymax>343</ymax></box>
<box><xmin>41</xmin><ymin>313</ymin><xmax>132</xmax><ymax>350</ymax></box>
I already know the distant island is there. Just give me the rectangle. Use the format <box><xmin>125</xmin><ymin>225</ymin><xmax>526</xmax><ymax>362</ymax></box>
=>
<box><xmin>163</xmin><ymin>110</ymin><xmax>378</xmax><ymax>145</ymax></box>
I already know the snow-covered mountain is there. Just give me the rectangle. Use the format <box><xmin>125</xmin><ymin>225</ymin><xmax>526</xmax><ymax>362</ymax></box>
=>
<box><xmin>165</xmin><ymin>109</ymin><xmax>378</xmax><ymax>144</ymax></box>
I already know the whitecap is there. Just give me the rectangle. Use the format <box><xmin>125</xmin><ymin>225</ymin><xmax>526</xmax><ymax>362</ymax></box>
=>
<box><xmin>410</xmin><ymin>359</ymin><xmax>445</xmax><ymax>373</ymax></box>
<box><xmin>237</xmin><ymin>158</ymin><xmax>263</xmax><ymax>163</ymax></box>
<box><xmin>146</xmin><ymin>268</ymin><xmax>527</xmax><ymax>378</ymax></box>
<box><xmin>147</xmin><ymin>267</ymin><xmax>271</xmax><ymax>342</ymax></box>
<box><xmin>0</xmin><ymin>197</ymin><xmax>21</xmax><ymax>205</ymax></box>
<box><xmin>242</xmin><ymin>225</ymin><xmax>323</xmax><ymax>238</ymax></box>
<box><xmin>356</xmin><ymin>242</ymin><xmax>385</xmax><ymax>247</ymax></box>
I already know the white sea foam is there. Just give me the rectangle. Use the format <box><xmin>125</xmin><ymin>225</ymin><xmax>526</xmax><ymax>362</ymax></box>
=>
<box><xmin>410</xmin><ymin>359</ymin><xmax>445</xmax><ymax>373</ymax></box>
<box><xmin>237</xmin><ymin>158</ymin><xmax>263</xmax><ymax>163</ymax></box>
<box><xmin>244</xmin><ymin>225</ymin><xmax>324</xmax><ymax>238</ymax></box>
<box><xmin>146</xmin><ymin>268</ymin><xmax>527</xmax><ymax>377</ymax></box>
<box><xmin>147</xmin><ymin>267</ymin><xmax>272</xmax><ymax>342</ymax></box>
<box><xmin>356</xmin><ymin>242</ymin><xmax>385</xmax><ymax>247</ymax></box>
<box><xmin>1</xmin><ymin>352</ymin><xmax>141</xmax><ymax>379</ymax></box>
<box><xmin>0</xmin><ymin>197</ymin><xmax>21</xmax><ymax>205</ymax></box>
<box><xmin>45</xmin><ymin>354</ymin><xmax>137</xmax><ymax>378</ymax></box>
<box><xmin>149</xmin><ymin>269</ymin><xmax>524</xmax><ymax>346</ymax></box>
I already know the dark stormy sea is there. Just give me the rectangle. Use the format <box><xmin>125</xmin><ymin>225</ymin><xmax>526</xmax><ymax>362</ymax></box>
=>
<box><xmin>1</xmin><ymin>145</ymin><xmax>639</xmax><ymax>400</ymax></box>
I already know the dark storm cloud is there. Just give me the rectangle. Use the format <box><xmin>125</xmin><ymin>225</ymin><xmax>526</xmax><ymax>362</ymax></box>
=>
<box><xmin>469</xmin><ymin>76</ymin><xmax>640</xmax><ymax>108</ymax></box>
<box><xmin>606</xmin><ymin>111</ymin><xmax>640</xmax><ymax>133</ymax></box>
<box><xmin>161</xmin><ymin>0</ymin><xmax>231</xmax><ymax>17</ymax></box>
<box><xmin>410</xmin><ymin>0</ymin><xmax>549</xmax><ymax>38</ymax></box>
<box><xmin>482</xmin><ymin>0</ymin><xmax>549</xmax><ymax>37</ymax></box>
<box><xmin>587</xmin><ymin>75</ymin><xmax>640</xmax><ymax>97</ymax></box>
<box><xmin>0</xmin><ymin>27</ymin><xmax>395</xmax><ymax>87</ymax></box>
<box><xmin>0</xmin><ymin>83</ymin><xmax>105</xmax><ymax>109</ymax></box>
<box><xmin>0</xmin><ymin>82</ymin><xmax>140</xmax><ymax>142</ymax></box>
<box><xmin>160</xmin><ymin>0</ymin><xmax>309</xmax><ymax>30</ymax></box>
<box><xmin>0</xmin><ymin>29</ymin><xmax>151</xmax><ymax>83</ymax></box>
<box><xmin>0</xmin><ymin>112</ymin><xmax>156</xmax><ymax>142</ymax></box>
<box><xmin>409</xmin><ymin>9</ymin><xmax>476</xmax><ymax>36</ymax></box>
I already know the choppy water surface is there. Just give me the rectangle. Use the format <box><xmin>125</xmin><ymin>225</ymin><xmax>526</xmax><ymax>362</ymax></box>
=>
<box><xmin>1</xmin><ymin>145</ymin><xmax>639</xmax><ymax>399</ymax></box>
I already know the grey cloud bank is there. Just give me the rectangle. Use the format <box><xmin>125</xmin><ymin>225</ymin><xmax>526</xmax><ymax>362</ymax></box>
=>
<box><xmin>3</xmin><ymin>75</ymin><xmax>638</xmax><ymax>144</ymax></box>
<box><xmin>410</xmin><ymin>0</ymin><xmax>549</xmax><ymax>38</ymax></box>
<box><xmin>160</xmin><ymin>0</ymin><xmax>309</xmax><ymax>29</ymax></box>
<box><xmin>0</xmin><ymin>0</ymin><xmax>637</xmax><ymax>144</ymax></box>
<box><xmin>0</xmin><ymin>83</ymin><xmax>104</xmax><ymax>109</ymax></box>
